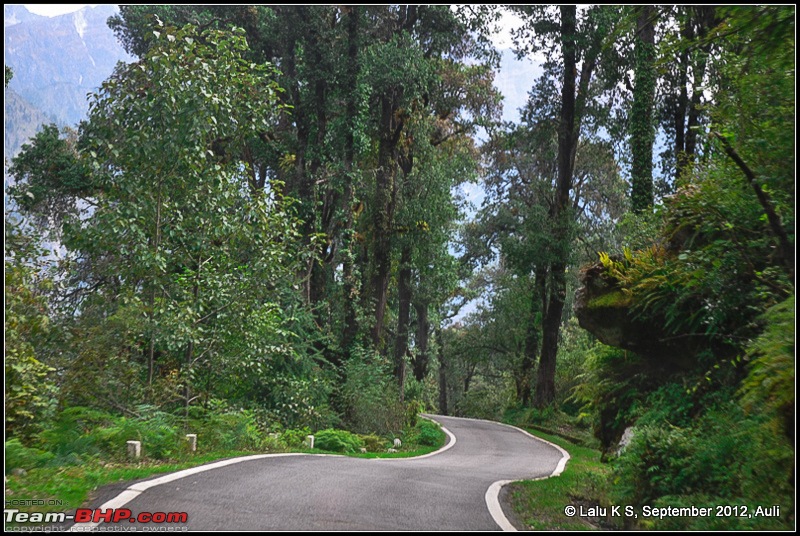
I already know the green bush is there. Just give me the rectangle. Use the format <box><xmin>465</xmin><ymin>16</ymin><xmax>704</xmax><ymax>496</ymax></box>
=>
<box><xmin>613</xmin><ymin>401</ymin><xmax>794</xmax><ymax>530</ymax></box>
<box><xmin>36</xmin><ymin>407</ymin><xmax>117</xmax><ymax>463</ymax></box>
<box><xmin>414</xmin><ymin>420</ymin><xmax>443</xmax><ymax>447</ymax></box>
<box><xmin>613</xmin><ymin>424</ymin><xmax>693</xmax><ymax>507</ymax></box>
<box><xmin>280</xmin><ymin>427</ymin><xmax>312</xmax><ymax>449</ymax></box>
<box><xmin>90</xmin><ymin>409</ymin><xmax>181</xmax><ymax>460</ymax></box>
<box><xmin>358</xmin><ymin>434</ymin><xmax>386</xmax><ymax>452</ymax></box>
<box><xmin>188</xmin><ymin>408</ymin><xmax>269</xmax><ymax>452</ymax></box>
<box><xmin>455</xmin><ymin>380</ymin><xmax>513</xmax><ymax>421</ymax></box>
<box><xmin>340</xmin><ymin>347</ymin><xmax>405</xmax><ymax>434</ymax></box>
<box><xmin>313</xmin><ymin>429</ymin><xmax>363</xmax><ymax>453</ymax></box>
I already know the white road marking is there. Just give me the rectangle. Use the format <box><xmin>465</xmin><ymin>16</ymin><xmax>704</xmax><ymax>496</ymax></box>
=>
<box><xmin>479</xmin><ymin>419</ymin><xmax>571</xmax><ymax>531</ymax></box>
<box><xmin>68</xmin><ymin>453</ymin><xmax>325</xmax><ymax>531</ymax></box>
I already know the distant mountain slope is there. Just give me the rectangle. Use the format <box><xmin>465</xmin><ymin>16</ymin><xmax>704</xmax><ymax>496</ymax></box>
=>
<box><xmin>4</xmin><ymin>88</ymin><xmax>56</xmax><ymax>158</ymax></box>
<box><xmin>4</xmin><ymin>4</ymin><xmax>44</xmax><ymax>27</ymax></box>
<box><xmin>4</xmin><ymin>4</ymin><xmax>131</xmax><ymax>147</ymax></box>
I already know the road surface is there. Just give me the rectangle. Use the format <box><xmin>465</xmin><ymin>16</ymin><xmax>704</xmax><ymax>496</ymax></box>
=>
<box><xmin>76</xmin><ymin>415</ymin><xmax>567</xmax><ymax>531</ymax></box>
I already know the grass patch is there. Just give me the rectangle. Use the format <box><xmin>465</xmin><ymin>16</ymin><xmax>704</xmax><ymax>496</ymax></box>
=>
<box><xmin>504</xmin><ymin>406</ymin><xmax>599</xmax><ymax>448</ymax></box>
<box><xmin>507</xmin><ymin>429</ymin><xmax>618</xmax><ymax>531</ymax></box>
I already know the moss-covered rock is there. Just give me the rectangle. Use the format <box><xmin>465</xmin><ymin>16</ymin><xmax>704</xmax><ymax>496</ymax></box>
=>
<box><xmin>574</xmin><ymin>263</ymin><xmax>696</xmax><ymax>368</ymax></box>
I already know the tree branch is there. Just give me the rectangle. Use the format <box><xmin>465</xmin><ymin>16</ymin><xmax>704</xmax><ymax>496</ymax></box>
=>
<box><xmin>712</xmin><ymin>131</ymin><xmax>793</xmax><ymax>277</ymax></box>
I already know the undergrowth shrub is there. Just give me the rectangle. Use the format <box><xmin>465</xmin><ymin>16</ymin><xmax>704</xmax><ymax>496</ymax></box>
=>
<box><xmin>340</xmin><ymin>347</ymin><xmax>405</xmax><ymax>434</ymax></box>
<box><xmin>613</xmin><ymin>401</ymin><xmax>794</xmax><ymax>530</ymax></box>
<box><xmin>358</xmin><ymin>434</ymin><xmax>386</xmax><ymax>452</ymax></box>
<box><xmin>313</xmin><ymin>429</ymin><xmax>363</xmax><ymax>453</ymax></box>
<box><xmin>187</xmin><ymin>406</ymin><xmax>270</xmax><ymax>452</ymax></box>
<box><xmin>410</xmin><ymin>419</ymin><xmax>442</xmax><ymax>447</ymax></box>
<box><xmin>280</xmin><ymin>427</ymin><xmax>312</xmax><ymax>448</ymax></box>
<box><xmin>5</xmin><ymin>438</ymin><xmax>55</xmax><ymax>472</ymax></box>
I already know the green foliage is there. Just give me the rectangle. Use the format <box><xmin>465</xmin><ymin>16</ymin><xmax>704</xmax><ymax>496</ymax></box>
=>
<box><xmin>313</xmin><ymin>429</ymin><xmax>364</xmax><ymax>453</ymax></box>
<box><xmin>613</xmin><ymin>401</ymin><xmax>793</xmax><ymax>530</ymax></box>
<box><xmin>358</xmin><ymin>434</ymin><xmax>386</xmax><ymax>453</ymax></box>
<box><xmin>340</xmin><ymin>346</ymin><xmax>405</xmax><ymax>434</ymax></box>
<box><xmin>91</xmin><ymin>410</ymin><xmax>182</xmax><ymax>461</ymax></box>
<box><xmin>8</xmin><ymin>21</ymin><xmax>308</xmax><ymax>420</ymax></box>
<box><xmin>8</xmin><ymin>125</ymin><xmax>92</xmax><ymax>236</ymax></box>
<box><xmin>579</xmin><ymin>14</ymin><xmax>795</xmax><ymax>507</ymax></box>
<box><xmin>553</xmin><ymin>318</ymin><xmax>596</xmax><ymax>414</ymax></box>
<box><xmin>29</xmin><ymin>405</ymin><xmax>284</xmax><ymax>465</ymax></box>
<box><xmin>5</xmin><ymin>439</ymin><xmax>55</xmax><ymax>473</ymax></box>
<box><xmin>279</xmin><ymin>427</ymin><xmax>312</xmax><ymax>449</ymax></box>
<box><xmin>186</xmin><ymin>404</ymin><xmax>280</xmax><ymax>452</ymax></box>
<box><xmin>36</xmin><ymin>407</ymin><xmax>120</xmax><ymax>463</ymax></box>
<box><xmin>408</xmin><ymin>419</ymin><xmax>443</xmax><ymax>447</ymax></box>
<box><xmin>456</xmin><ymin>380</ymin><xmax>515</xmax><ymax>421</ymax></box>
<box><xmin>570</xmin><ymin>343</ymin><xmax>652</xmax><ymax>451</ymax></box>
<box><xmin>4</xmin><ymin>219</ymin><xmax>57</xmax><ymax>441</ymax></box>
<box><xmin>634</xmin><ymin>383</ymin><xmax>695</xmax><ymax>428</ymax></box>
<box><xmin>740</xmin><ymin>296</ymin><xmax>794</xmax><ymax>431</ymax></box>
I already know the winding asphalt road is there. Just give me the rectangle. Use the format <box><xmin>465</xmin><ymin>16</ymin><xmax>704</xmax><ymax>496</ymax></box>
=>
<box><xmin>75</xmin><ymin>415</ymin><xmax>567</xmax><ymax>531</ymax></box>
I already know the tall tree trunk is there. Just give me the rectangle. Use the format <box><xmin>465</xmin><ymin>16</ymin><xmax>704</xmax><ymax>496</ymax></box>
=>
<box><xmin>370</xmin><ymin>93</ymin><xmax>400</xmax><ymax>349</ymax></box>
<box><xmin>519</xmin><ymin>273</ymin><xmax>542</xmax><ymax>406</ymax></box>
<box><xmin>683</xmin><ymin>8</ymin><xmax>715</xmax><ymax>169</ymax></box>
<box><xmin>183</xmin><ymin>275</ymin><xmax>200</xmax><ymax>420</ymax></box>
<box><xmin>675</xmin><ymin>7</ymin><xmax>715</xmax><ymax>182</ymax></box>
<box><xmin>534</xmin><ymin>6</ymin><xmax>578</xmax><ymax>408</ymax></box>
<box><xmin>305</xmin><ymin>16</ymin><xmax>331</xmax><ymax>325</ymax></box>
<box><xmin>674</xmin><ymin>9</ymin><xmax>692</xmax><ymax>182</ymax></box>
<box><xmin>535</xmin><ymin>267</ymin><xmax>565</xmax><ymax>407</ymax></box>
<box><xmin>437</xmin><ymin>327</ymin><xmax>448</xmax><ymax>415</ymax></box>
<box><xmin>393</xmin><ymin>246</ymin><xmax>412</xmax><ymax>401</ymax></box>
<box><xmin>631</xmin><ymin>5</ymin><xmax>657</xmax><ymax>213</ymax></box>
<box><xmin>341</xmin><ymin>5</ymin><xmax>360</xmax><ymax>355</ymax></box>
<box><xmin>412</xmin><ymin>300</ymin><xmax>430</xmax><ymax>381</ymax></box>
<box><xmin>147</xmin><ymin>180</ymin><xmax>163</xmax><ymax>394</ymax></box>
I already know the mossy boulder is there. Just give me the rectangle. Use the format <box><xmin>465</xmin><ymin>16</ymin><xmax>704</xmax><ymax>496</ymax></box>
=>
<box><xmin>574</xmin><ymin>263</ymin><xmax>696</xmax><ymax>367</ymax></box>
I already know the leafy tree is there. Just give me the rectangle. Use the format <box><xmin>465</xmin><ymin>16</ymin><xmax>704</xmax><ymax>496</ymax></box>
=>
<box><xmin>10</xmin><ymin>22</ymin><xmax>306</xmax><ymax>420</ymax></box>
<box><xmin>4</xmin><ymin>218</ymin><xmax>57</xmax><ymax>441</ymax></box>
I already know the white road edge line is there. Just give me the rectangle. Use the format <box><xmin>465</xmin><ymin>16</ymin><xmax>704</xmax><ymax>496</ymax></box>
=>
<box><xmin>68</xmin><ymin>415</ymin><xmax>457</xmax><ymax>531</ymax></box>
<box><xmin>448</xmin><ymin>416</ymin><xmax>570</xmax><ymax>532</ymax></box>
<box><xmin>67</xmin><ymin>452</ymin><xmax>323</xmax><ymax>531</ymax></box>
<box><xmin>371</xmin><ymin>414</ymin><xmax>456</xmax><ymax>461</ymax></box>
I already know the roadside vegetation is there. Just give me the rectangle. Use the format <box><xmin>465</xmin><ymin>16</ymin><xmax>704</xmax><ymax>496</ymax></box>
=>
<box><xmin>507</xmin><ymin>408</ymin><xmax>793</xmax><ymax>530</ymax></box>
<box><xmin>5</xmin><ymin>411</ymin><xmax>445</xmax><ymax>519</ymax></box>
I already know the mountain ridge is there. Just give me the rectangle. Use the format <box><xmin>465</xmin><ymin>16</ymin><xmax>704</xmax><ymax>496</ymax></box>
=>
<box><xmin>4</xmin><ymin>5</ymin><xmax>131</xmax><ymax>158</ymax></box>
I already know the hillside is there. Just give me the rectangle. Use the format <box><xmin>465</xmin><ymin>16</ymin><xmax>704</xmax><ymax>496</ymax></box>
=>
<box><xmin>4</xmin><ymin>5</ymin><xmax>130</xmax><ymax>158</ymax></box>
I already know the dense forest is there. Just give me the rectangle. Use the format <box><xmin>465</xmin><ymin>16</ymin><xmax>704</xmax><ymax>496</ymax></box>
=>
<box><xmin>5</xmin><ymin>6</ymin><xmax>794</xmax><ymax>529</ymax></box>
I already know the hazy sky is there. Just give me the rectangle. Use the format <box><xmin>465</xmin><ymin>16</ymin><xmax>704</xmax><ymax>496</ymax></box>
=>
<box><xmin>24</xmin><ymin>4</ymin><xmax>97</xmax><ymax>17</ymax></box>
